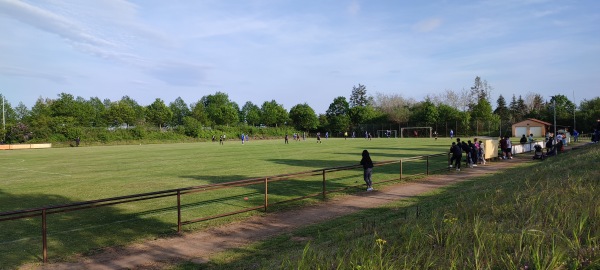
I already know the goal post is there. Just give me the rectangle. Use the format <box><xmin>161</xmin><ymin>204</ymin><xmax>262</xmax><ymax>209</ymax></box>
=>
<box><xmin>376</xmin><ymin>130</ymin><xmax>398</xmax><ymax>138</ymax></box>
<box><xmin>400</xmin><ymin>127</ymin><xmax>432</xmax><ymax>138</ymax></box>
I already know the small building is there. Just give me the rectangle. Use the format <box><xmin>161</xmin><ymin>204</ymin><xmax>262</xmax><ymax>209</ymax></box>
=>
<box><xmin>511</xmin><ymin>118</ymin><xmax>551</xmax><ymax>138</ymax></box>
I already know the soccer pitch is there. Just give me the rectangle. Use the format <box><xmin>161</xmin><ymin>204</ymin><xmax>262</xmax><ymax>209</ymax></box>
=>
<box><xmin>0</xmin><ymin>137</ymin><xmax>451</xmax><ymax>266</ymax></box>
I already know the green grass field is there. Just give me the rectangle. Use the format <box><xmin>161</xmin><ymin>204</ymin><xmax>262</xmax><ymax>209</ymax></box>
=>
<box><xmin>0</xmin><ymin>137</ymin><xmax>453</xmax><ymax>268</ymax></box>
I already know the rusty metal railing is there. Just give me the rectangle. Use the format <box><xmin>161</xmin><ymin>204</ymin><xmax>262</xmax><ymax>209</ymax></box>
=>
<box><xmin>0</xmin><ymin>152</ymin><xmax>448</xmax><ymax>263</ymax></box>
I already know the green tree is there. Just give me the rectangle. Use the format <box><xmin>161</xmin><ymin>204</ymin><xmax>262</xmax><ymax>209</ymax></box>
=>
<box><xmin>106</xmin><ymin>101</ymin><xmax>136</xmax><ymax>127</ymax></box>
<box><xmin>509</xmin><ymin>95</ymin><xmax>528</xmax><ymax>122</ymax></box>
<box><xmin>146</xmin><ymin>98</ymin><xmax>173</xmax><ymax>128</ymax></box>
<box><xmin>190</xmin><ymin>101</ymin><xmax>209</xmax><ymax>126</ymax></box>
<box><xmin>260</xmin><ymin>100</ymin><xmax>288</xmax><ymax>127</ymax></box>
<box><xmin>87</xmin><ymin>97</ymin><xmax>108</xmax><ymax>127</ymax></box>
<box><xmin>469</xmin><ymin>76</ymin><xmax>492</xmax><ymax>106</ymax></box>
<box><xmin>349</xmin><ymin>84</ymin><xmax>372</xmax><ymax>107</ymax></box>
<box><xmin>525</xmin><ymin>93</ymin><xmax>545</xmax><ymax>120</ymax></box>
<box><xmin>494</xmin><ymin>95</ymin><xmax>510</xmax><ymax>121</ymax></box>
<box><xmin>326</xmin><ymin>96</ymin><xmax>350</xmax><ymax>133</ymax></box>
<box><xmin>289</xmin><ymin>103</ymin><xmax>318</xmax><ymax>131</ymax></box>
<box><xmin>14</xmin><ymin>102</ymin><xmax>29</xmax><ymax>122</ymax></box>
<box><xmin>411</xmin><ymin>99</ymin><xmax>439</xmax><ymax>125</ymax></box>
<box><xmin>120</xmin><ymin>96</ymin><xmax>146</xmax><ymax>125</ymax></box>
<box><xmin>546</xmin><ymin>94</ymin><xmax>575</xmax><ymax>128</ymax></box>
<box><xmin>241</xmin><ymin>101</ymin><xmax>261</xmax><ymax>126</ymax></box>
<box><xmin>470</xmin><ymin>98</ymin><xmax>493</xmax><ymax>121</ymax></box>
<box><xmin>201</xmin><ymin>92</ymin><xmax>239</xmax><ymax>126</ymax></box>
<box><xmin>578</xmin><ymin>97</ymin><xmax>600</xmax><ymax>132</ymax></box>
<box><xmin>169</xmin><ymin>97</ymin><xmax>190</xmax><ymax>126</ymax></box>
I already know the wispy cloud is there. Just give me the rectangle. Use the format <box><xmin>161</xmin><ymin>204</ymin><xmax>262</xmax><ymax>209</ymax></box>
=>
<box><xmin>0</xmin><ymin>66</ymin><xmax>68</xmax><ymax>83</ymax></box>
<box><xmin>347</xmin><ymin>0</ymin><xmax>360</xmax><ymax>16</ymax></box>
<box><xmin>413</xmin><ymin>18</ymin><xmax>443</xmax><ymax>33</ymax></box>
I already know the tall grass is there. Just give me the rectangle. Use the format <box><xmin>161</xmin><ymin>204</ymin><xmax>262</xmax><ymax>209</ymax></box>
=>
<box><xmin>197</xmin><ymin>144</ymin><xmax>600</xmax><ymax>269</ymax></box>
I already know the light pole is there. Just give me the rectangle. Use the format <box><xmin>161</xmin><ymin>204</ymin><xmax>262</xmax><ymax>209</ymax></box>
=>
<box><xmin>552</xmin><ymin>96</ymin><xmax>557</xmax><ymax>144</ymax></box>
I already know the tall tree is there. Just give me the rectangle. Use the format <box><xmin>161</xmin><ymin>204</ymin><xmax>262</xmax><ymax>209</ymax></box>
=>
<box><xmin>169</xmin><ymin>97</ymin><xmax>190</xmax><ymax>126</ymax></box>
<box><xmin>469</xmin><ymin>76</ymin><xmax>492</xmax><ymax>105</ymax></box>
<box><xmin>87</xmin><ymin>97</ymin><xmax>108</xmax><ymax>127</ymax></box>
<box><xmin>372</xmin><ymin>93</ymin><xmax>414</xmax><ymax>123</ymax></box>
<box><xmin>260</xmin><ymin>100</ymin><xmax>288</xmax><ymax>127</ymax></box>
<box><xmin>411</xmin><ymin>98</ymin><xmax>439</xmax><ymax>125</ymax></box>
<box><xmin>241</xmin><ymin>101</ymin><xmax>261</xmax><ymax>126</ymax></box>
<box><xmin>349</xmin><ymin>84</ymin><xmax>371</xmax><ymax>107</ymax></box>
<box><xmin>190</xmin><ymin>101</ymin><xmax>209</xmax><ymax>126</ymax></box>
<box><xmin>14</xmin><ymin>102</ymin><xmax>29</xmax><ymax>122</ymax></box>
<box><xmin>524</xmin><ymin>92</ymin><xmax>545</xmax><ymax>120</ymax></box>
<box><xmin>289</xmin><ymin>103</ymin><xmax>318</xmax><ymax>131</ymax></box>
<box><xmin>546</xmin><ymin>94</ymin><xmax>575</xmax><ymax>127</ymax></box>
<box><xmin>494</xmin><ymin>95</ymin><xmax>510</xmax><ymax>121</ymax></box>
<box><xmin>578</xmin><ymin>97</ymin><xmax>600</xmax><ymax>132</ymax></box>
<box><xmin>326</xmin><ymin>96</ymin><xmax>350</xmax><ymax>133</ymax></box>
<box><xmin>146</xmin><ymin>98</ymin><xmax>173</xmax><ymax>128</ymax></box>
<box><xmin>201</xmin><ymin>92</ymin><xmax>239</xmax><ymax>126</ymax></box>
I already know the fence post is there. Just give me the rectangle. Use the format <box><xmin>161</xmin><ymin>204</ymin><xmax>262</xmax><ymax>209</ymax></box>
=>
<box><xmin>426</xmin><ymin>155</ymin><xmax>429</xmax><ymax>175</ymax></box>
<box><xmin>177</xmin><ymin>190</ymin><xmax>181</xmax><ymax>233</ymax></box>
<box><xmin>322</xmin><ymin>170</ymin><xmax>326</xmax><ymax>199</ymax></box>
<box><xmin>264</xmin><ymin>178</ymin><xmax>269</xmax><ymax>212</ymax></box>
<box><xmin>400</xmin><ymin>159</ymin><xmax>403</xmax><ymax>180</ymax></box>
<box><xmin>42</xmin><ymin>209</ymin><xmax>47</xmax><ymax>263</ymax></box>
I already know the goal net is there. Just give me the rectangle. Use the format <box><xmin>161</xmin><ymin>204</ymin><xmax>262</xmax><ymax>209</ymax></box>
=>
<box><xmin>400</xmin><ymin>127</ymin><xmax>432</xmax><ymax>138</ymax></box>
<box><xmin>376</xmin><ymin>130</ymin><xmax>398</xmax><ymax>138</ymax></box>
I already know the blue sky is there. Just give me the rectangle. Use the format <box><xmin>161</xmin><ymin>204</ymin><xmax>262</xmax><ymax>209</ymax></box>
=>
<box><xmin>1</xmin><ymin>0</ymin><xmax>599</xmax><ymax>114</ymax></box>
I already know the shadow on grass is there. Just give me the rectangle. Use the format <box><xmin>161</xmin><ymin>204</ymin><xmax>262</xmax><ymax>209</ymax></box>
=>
<box><xmin>0</xmin><ymin>189</ymin><xmax>175</xmax><ymax>268</ymax></box>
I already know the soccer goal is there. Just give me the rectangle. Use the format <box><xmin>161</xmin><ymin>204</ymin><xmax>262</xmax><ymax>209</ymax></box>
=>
<box><xmin>400</xmin><ymin>127</ymin><xmax>432</xmax><ymax>138</ymax></box>
<box><xmin>376</xmin><ymin>130</ymin><xmax>398</xmax><ymax>138</ymax></box>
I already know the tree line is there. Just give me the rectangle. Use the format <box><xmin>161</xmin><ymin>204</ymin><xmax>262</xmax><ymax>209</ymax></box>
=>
<box><xmin>1</xmin><ymin>76</ymin><xmax>599</xmax><ymax>144</ymax></box>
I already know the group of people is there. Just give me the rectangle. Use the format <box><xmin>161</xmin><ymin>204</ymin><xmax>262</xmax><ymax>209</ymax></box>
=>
<box><xmin>448</xmin><ymin>138</ymin><xmax>486</xmax><ymax>171</ymax></box>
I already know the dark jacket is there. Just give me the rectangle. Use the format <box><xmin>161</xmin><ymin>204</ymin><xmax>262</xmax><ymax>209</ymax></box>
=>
<box><xmin>360</xmin><ymin>152</ymin><xmax>374</xmax><ymax>169</ymax></box>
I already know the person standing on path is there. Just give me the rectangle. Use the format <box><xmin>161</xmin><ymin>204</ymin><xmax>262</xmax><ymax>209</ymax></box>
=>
<box><xmin>450</xmin><ymin>129</ymin><xmax>454</xmax><ymax>139</ymax></box>
<box><xmin>360</xmin><ymin>150</ymin><xmax>374</xmax><ymax>191</ymax></box>
<box><xmin>450</xmin><ymin>141</ymin><xmax>462</xmax><ymax>171</ymax></box>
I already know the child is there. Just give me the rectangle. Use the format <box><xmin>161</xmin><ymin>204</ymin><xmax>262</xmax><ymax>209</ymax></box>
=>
<box><xmin>360</xmin><ymin>150</ymin><xmax>374</xmax><ymax>191</ymax></box>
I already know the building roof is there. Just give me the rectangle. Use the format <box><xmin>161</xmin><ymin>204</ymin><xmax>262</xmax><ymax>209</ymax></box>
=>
<box><xmin>512</xmin><ymin>118</ymin><xmax>552</xmax><ymax>126</ymax></box>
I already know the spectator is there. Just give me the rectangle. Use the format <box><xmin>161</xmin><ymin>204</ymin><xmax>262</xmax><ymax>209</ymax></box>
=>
<box><xmin>546</xmin><ymin>137</ymin><xmax>553</xmax><ymax>153</ymax></box>
<box><xmin>499</xmin><ymin>137</ymin><xmax>507</xmax><ymax>159</ymax></box>
<box><xmin>520</xmin><ymin>134</ymin><xmax>527</xmax><ymax>144</ymax></box>
<box><xmin>505</xmin><ymin>137</ymin><xmax>513</xmax><ymax>159</ymax></box>
<box><xmin>360</xmin><ymin>150</ymin><xmax>374</xmax><ymax>191</ymax></box>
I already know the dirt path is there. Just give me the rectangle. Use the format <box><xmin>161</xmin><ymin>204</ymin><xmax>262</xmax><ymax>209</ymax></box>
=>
<box><xmin>27</xmin><ymin>157</ymin><xmax>527</xmax><ymax>270</ymax></box>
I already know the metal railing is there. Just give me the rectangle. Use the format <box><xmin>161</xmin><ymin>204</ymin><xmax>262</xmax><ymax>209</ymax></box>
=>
<box><xmin>0</xmin><ymin>153</ymin><xmax>448</xmax><ymax>263</ymax></box>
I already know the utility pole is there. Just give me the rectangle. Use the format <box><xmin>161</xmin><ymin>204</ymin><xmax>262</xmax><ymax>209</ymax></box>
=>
<box><xmin>573</xmin><ymin>90</ymin><xmax>576</xmax><ymax>131</ymax></box>
<box><xmin>2</xmin><ymin>95</ymin><xmax>5</xmax><ymax>141</ymax></box>
<box><xmin>553</xmin><ymin>97</ymin><xmax>557</xmax><ymax>144</ymax></box>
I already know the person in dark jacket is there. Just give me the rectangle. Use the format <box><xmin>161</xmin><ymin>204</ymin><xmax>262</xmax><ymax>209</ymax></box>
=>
<box><xmin>450</xmin><ymin>142</ymin><xmax>462</xmax><ymax>171</ymax></box>
<box><xmin>520</xmin><ymin>134</ymin><xmax>527</xmax><ymax>144</ymax></box>
<box><xmin>461</xmin><ymin>141</ymin><xmax>470</xmax><ymax>167</ymax></box>
<box><xmin>468</xmin><ymin>141</ymin><xmax>477</xmax><ymax>167</ymax></box>
<box><xmin>360</xmin><ymin>150</ymin><xmax>374</xmax><ymax>191</ymax></box>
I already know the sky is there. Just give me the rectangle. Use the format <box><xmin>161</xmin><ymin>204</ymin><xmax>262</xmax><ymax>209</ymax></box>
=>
<box><xmin>1</xmin><ymin>0</ymin><xmax>599</xmax><ymax>114</ymax></box>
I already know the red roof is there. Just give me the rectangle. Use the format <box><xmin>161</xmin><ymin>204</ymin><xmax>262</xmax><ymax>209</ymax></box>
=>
<box><xmin>526</xmin><ymin>118</ymin><xmax>551</xmax><ymax>126</ymax></box>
